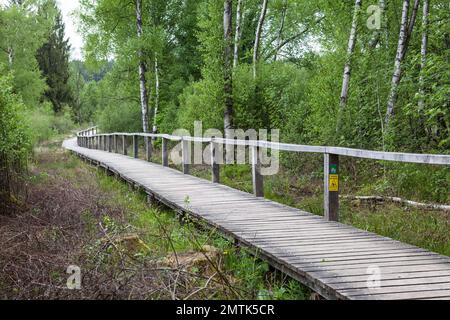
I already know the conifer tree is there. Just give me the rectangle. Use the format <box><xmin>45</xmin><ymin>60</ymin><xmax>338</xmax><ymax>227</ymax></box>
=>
<box><xmin>37</xmin><ymin>1</ymin><xmax>72</xmax><ymax>113</ymax></box>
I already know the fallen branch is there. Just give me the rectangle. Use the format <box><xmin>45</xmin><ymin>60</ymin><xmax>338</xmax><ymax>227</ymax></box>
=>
<box><xmin>341</xmin><ymin>195</ymin><xmax>450</xmax><ymax>212</ymax></box>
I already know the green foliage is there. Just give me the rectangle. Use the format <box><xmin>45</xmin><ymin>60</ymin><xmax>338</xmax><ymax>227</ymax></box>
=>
<box><xmin>26</xmin><ymin>103</ymin><xmax>76</xmax><ymax>145</ymax></box>
<box><xmin>0</xmin><ymin>71</ymin><xmax>30</xmax><ymax>162</ymax></box>
<box><xmin>0</xmin><ymin>1</ymin><xmax>52</xmax><ymax>107</ymax></box>
<box><xmin>97</xmin><ymin>101</ymin><xmax>142</xmax><ymax>133</ymax></box>
<box><xmin>36</xmin><ymin>0</ymin><xmax>73</xmax><ymax>113</ymax></box>
<box><xmin>0</xmin><ymin>69</ymin><xmax>30</xmax><ymax>208</ymax></box>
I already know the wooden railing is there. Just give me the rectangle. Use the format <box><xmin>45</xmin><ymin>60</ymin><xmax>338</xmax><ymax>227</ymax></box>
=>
<box><xmin>76</xmin><ymin>128</ymin><xmax>450</xmax><ymax>222</ymax></box>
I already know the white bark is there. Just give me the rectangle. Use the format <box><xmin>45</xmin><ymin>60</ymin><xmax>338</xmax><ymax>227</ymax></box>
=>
<box><xmin>253</xmin><ymin>0</ymin><xmax>269</xmax><ymax>79</ymax></box>
<box><xmin>418</xmin><ymin>0</ymin><xmax>429</xmax><ymax>111</ymax></box>
<box><xmin>7</xmin><ymin>47</ymin><xmax>13</xmax><ymax>67</ymax></box>
<box><xmin>385</xmin><ymin>0</ymin><xmax>410</xmax><ymax>126</ymax></box>
<box><xmin>385</xmin><ymin>0</ymin><xmax>420</xmax><ymax>126</ymax></box>
<box><xmin>224</xmin><ymin>0</ymin><xmax>233</xmax><ymax>135</ymax></box>
<box><xmin>339</xmin><ymin>0</ymin><xmax>362</xmax><ymax>109</ymax></box>
<box><xmin>404</xmin><ymin>0</ymin><xmax>421</xmax><ymax>58</ymax></box>
<box><xmin>341</xmin><ymin>195</ymin><xmax>450</xmax><ymax>212</ymax></box>
<box><xmin>135</xmin><ymin>0</ymin><xmax>149</xmax><ymax>133</ymax></box>
<box><xmin>153</xmin><ymin>56</ymin><xmax>160</xmax><ymax>133</ymax></box>
<box><xmin>233</xmin><ymin>0</ymin><xmax>244</xmax><ymax>68</ymax></box>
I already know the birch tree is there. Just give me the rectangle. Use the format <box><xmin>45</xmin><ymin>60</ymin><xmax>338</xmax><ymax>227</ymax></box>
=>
<box><xmin>339</xmin><ymin>0</ymin><xmax>362</xmax><ymax>109</ymax></box>
<box><xmin>224</xmin><ymin>0</ymin><xmax>234</xmax><ymax>135</ymax></box>
<box><xmin>253</xmin><ymin>0</ymin><xmax>269</xmax><ymax>79</ymax></box>
<box><xmin>233</xmin><ymin>0</ymin><xmax>244</xmax><ymax>68</ymax></box>
<box><xmin>153</xmin><ymin>56</ymin><xmax>160</xmax><ymax>133</ymax></box>
<box><xmin>418</xmin><ymin>0</ymin><xmax>429</xmax><ymax>112</ymax></box>
<box><xmin>385</xmin><ymin>0</ymin><xmax>420</xmax><ymax>126</ymax></box>
<box><xmin>135</xmin><ymin>0</ymin><xmax>149</xmax><ymax>133</ymax></box>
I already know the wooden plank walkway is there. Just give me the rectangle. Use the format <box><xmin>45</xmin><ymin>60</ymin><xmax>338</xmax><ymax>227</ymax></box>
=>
<box><xmin>63</xmin><ymin>137</ymin><xmax>450</xmax><ymax>300</ymax></box>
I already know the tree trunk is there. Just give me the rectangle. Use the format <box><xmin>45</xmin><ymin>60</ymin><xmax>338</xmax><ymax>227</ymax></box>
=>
<box><xmin>385</xmin><ymin>0</ymin><xmax>410</xmax><ymax>126</ymax></box>
<box><xmin>385</xmin><ymin>0</ymin><xmax>419</xmax><ymax>126</ymax></box>
<box><xmin>273</xmin><ymin>0</ymin><xmax>287</xmax><ymax>62</ymax></box>
<box><xmin>233</xmin><ymin>0</ymin><xmax>244</xmax><ymax>68</ymax></box>
<box><xmin>253</xmin><ymin>0</ymin><xmax>269</xmax><ymax>79</ymax></box>
<box><xmin>135</xmin><ymin>0</ymin><xmax>149</xmax><ymax>133</ymax></box>
<box><xmin>339</xmin><ymin>0</ymin><xmax>362</xmax><ymax>109</ymax></box>
<box><xmin>224</xmin><ymin>0</ymin><xmax>234</xmax><ymax>135</ymax></box>
<box><xmin>153</xmin><ymin>56</ymin><xmax>160</xmax><ymax>134</ymax></box>
<box><xmin>418</xmin><ymin>0</ymin><xmax>429</xmax><ymax>112</ymax></box>
<box><xmin>7</xmin><ymin>47</ymin><xmax>13</xmax><ymax>68</ymax></box>
<box><xmin>403</xmin><ymin>0</ymin><xmax>421</xmax><ymax>58</ymax></box>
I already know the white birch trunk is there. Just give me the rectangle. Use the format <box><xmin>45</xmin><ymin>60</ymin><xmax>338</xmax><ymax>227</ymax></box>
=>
<box><xmin>224</xmin><ymin>0</ymin><xmax>233</xmax><ymax>136</ymax></box>
<box><xmin>402</xmin><ymin>0</ymin><xmax>420</xmax><ymax>59</ymax></box>
<box><xmin>7</xmin><ymin>47</ymin><xmax>13</xmax><ymax>68</ymax></box>
<box><xmin>153</xmin><ymin>56</ymin><xmax>160</xmax><ymax>133</ymax></box>
<box><xmin>418</xmin><ymin>0</ymin><xmax>429</xmax><ymax>111</ymax></box>
<box><xmin>253</xmin><ymin>0</ymin><xmax>269</xmax><ymax>79</ymax></box>
<box><xmin>233</xmin><ymin>0</ymin><xmax>244</xmax><ymax>68</ymax></box>
<box><xmin>385</xmin><ymin>0</ymin><xmax>410</xmax><ymax>126</ymax></box>
<box><xmin>339</xmin><ymin>0</ymin><xmax>362</xmax><ymax>109</ymax></box>
<box><xmin>135</xmin><ymin>0</ymin><xmax>149</xmax><ymax>133</ymax></box>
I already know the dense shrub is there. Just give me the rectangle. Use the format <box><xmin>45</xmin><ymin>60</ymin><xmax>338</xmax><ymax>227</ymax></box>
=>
<box><xmin>26</xmin><ymin>103</ymin><xmax>76</xmax><ymax>145</ymax></box>
<box><xmin>0</xmin><ymin>71</ymin><xmax>30</xmax><ymax>210</ymax></box>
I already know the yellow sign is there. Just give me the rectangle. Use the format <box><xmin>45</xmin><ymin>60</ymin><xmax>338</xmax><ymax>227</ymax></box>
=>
<box><xmin>329</xmin><ymin>174</ymin><xmax>339</xmax><ymax>192</ymax></box>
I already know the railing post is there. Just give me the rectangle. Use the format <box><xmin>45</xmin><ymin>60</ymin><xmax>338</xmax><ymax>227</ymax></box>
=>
<box><xmin>182</xmin><ymin>138</ymin><xmax>190</xmax><ymax>174</ymax></box>
<box><xmin>251</xmin><ymin>145</ymin><xmax>264</xmax><ymax>197</ymax></box>
<box><xmin>122</xmin><ymin>135</ymin><xmax>127</xmax><ymax>155</ymax></box>
<box><xmin>133</xmin><ymin>135</ymin><xmax>139</xmax><ymax>158</ymax></box>
<box><xmin>145</xmin><ymin>136</ymin><xmax>152</xmax><ymax>161</ymax></box>
<box><xmin>211</xmin><ymin>140</ymin><xmax>220</xmax><ymax>183</ymax></box>
<box><xmin>108</xmin><ymin>135</ymin><xmax>112</xmax><ymax>152</ymax></box>
<box><xmin>324</xmin><ymin>153</ymin><xmax>339</xmax><ymax>222</ymax></box>
<box><xmin>162</xmin><ymin>137</ymin><xmax>168</xmax><ymax>167</ymax></box>
<box><xmin>114</xmin><ymin>134</ymin><xmax>118</xmax><ymax>153</ymax></box>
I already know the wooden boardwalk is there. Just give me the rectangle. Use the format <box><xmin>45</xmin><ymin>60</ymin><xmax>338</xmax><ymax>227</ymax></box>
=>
<box><xmin>63</xmin><ymin>137</ymin><xmax>450</xmax><ymax>300</ymax></box>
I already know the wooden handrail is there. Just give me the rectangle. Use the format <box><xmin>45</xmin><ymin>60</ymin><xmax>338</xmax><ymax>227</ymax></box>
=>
<box><xmin>76</xmin><ymin>129</ymin><xmax>450</xmax><ymax>223</ymax></box>
<box><xmin>78</xmin><ymin>130</ymin><xmax>450</xmax><ymax>165</ymax></box>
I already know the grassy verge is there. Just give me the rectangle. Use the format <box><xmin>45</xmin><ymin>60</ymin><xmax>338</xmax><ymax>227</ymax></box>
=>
<box><xmin>0</xmin><ymin>140</ymin><xmax>310</xmax><ymax>300</ymax></box>
<box><xmin>188</xmin><ymin>162</ymin><xmax>450</xmax><ymax>257</ymax></box>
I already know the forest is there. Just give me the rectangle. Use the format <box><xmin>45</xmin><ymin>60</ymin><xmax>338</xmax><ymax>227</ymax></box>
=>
<box><xmin>0</xmin><ymin>0</ymin><xmax>449</xmax><ymax>301</ymax></box>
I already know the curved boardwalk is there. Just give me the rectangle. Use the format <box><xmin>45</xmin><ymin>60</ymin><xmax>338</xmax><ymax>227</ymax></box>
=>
<box><xmin>63</xmin><ymin>137</ymin><xmax>450</xmax><ymax>300</ymax></box>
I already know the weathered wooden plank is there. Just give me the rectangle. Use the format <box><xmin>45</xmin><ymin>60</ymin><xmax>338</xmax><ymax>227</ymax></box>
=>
<box><xmin>332</xmin><ymin>276</ymin><xmax>450</xmax><ymax>291</ymax></box>
<box><xmin>63</xmin><ymin>137</ymin><xmax>450</xmax><ymax>301</ymax></box>
<box><xmin>345</xmin><ymin>288</ymin><xmax>450</xmax><ymax>300</ymax></box>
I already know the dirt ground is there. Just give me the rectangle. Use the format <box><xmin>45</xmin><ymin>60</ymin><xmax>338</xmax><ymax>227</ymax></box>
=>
<box><xmin>0</xmin><ymin>145</ymin><xmax>240</xmax><ymax>300</ymax></box>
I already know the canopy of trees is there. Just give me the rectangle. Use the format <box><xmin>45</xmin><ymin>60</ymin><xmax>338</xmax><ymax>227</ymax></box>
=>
<box><xmin>74</xmin><ymin>0</ymin><xmax>449</xmax><ymax>153</ymax></box>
